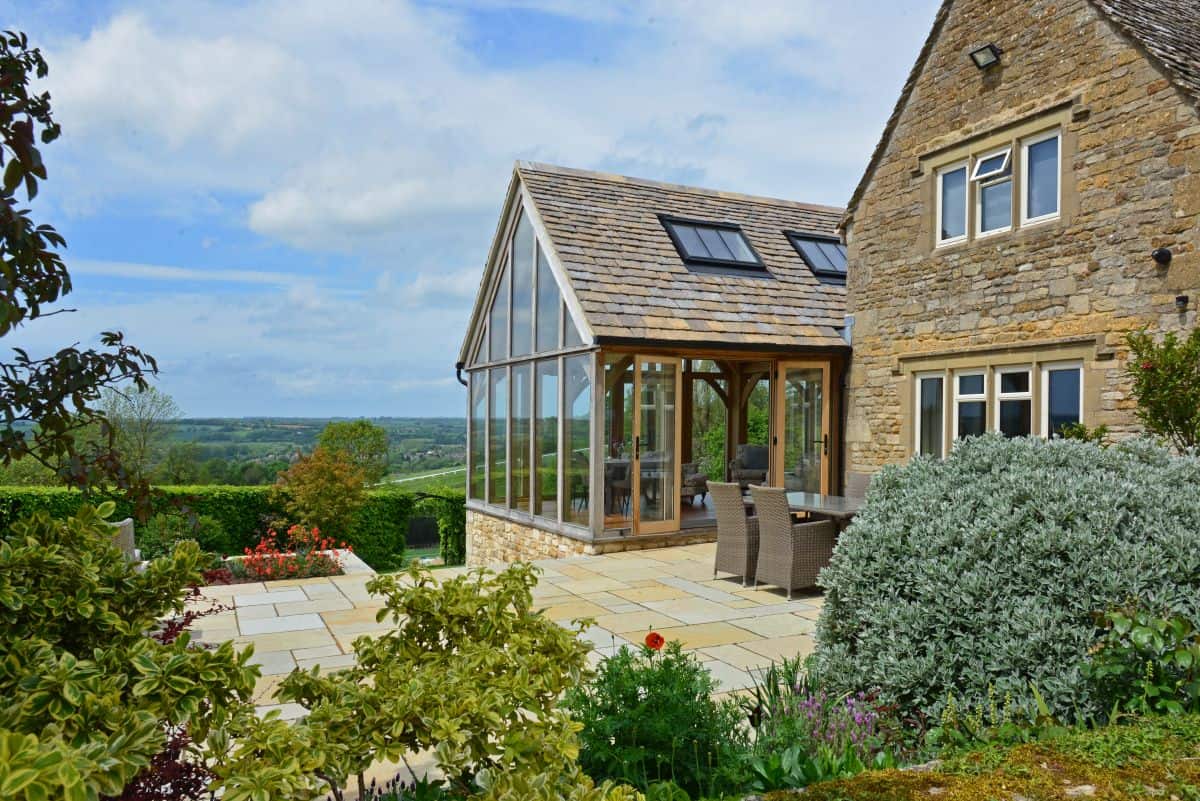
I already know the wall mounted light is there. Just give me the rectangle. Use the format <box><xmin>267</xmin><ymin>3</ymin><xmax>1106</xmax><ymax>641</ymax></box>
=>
<box><xmin>1153</xmin><ymin>247</ymin><xmax>1173</xmax><ymax>266</ymax></box>
<box><xmin>1176</xmin><ymin>295</ymin><xmax>1190</xmax><ymax>312</ymax></box>
<box><xmin>969</xmin><ymin>43</ymin><xmax>1002</xmax><ymax>69</ymax></box>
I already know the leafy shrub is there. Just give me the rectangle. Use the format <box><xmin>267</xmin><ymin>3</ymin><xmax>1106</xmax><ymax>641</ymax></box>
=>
<box><xmin>0</xmin><ymin>503</ymin><xmax>260</xmax><ymax>801</ymax></box>
<box><xmin>562</xmin><ymin>637</ymin><xmax>747</xmax><ymax>798</ymax></box>
<box><xmin>274</xmin><ymin>446</ymin><xmax>366</xmax><ymax>539</ymax></box>
<box><xmin>233</xmin><ymin>525</ymin><xmax>347</xmax><ymax>581</ymax></box>
<box><xmin>137</xmin><ymin>512</ymin><xmax>229</xmax><ymax>559</ymax></box>
<box><xmin>813</xmin><ymin>434</ymin><xmax>1200</xmax><ymax>723</ymax></box>
<box><xmin>1126</xmin><ymin>326</ymin><xmax>1200</xmax><ymax>450</ymax></box>
<box><xmin>926</xmin><ymin>683</ymin><xmax>1067</xmax><ymax>753</ymax></box>
<box><xmin>275</xmin><ymin>563</ymin><xmax>636</xmax><ymax>801</ymax></box>
<box><xmin>352</xmin><ymin>488</ymin><xmax>412</xmax><ymax>571</ymax></box>
<box><xmin>1085</xmin><ymin>605</ymin><xmax>1200</xmax><ymax>717</ymax></box>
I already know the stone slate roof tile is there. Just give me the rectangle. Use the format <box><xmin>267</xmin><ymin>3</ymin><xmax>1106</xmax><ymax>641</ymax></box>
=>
<box><xmin>517</xmin><ymin>162</ymin><xmax>847</xmax><ymax>350</ymax></box>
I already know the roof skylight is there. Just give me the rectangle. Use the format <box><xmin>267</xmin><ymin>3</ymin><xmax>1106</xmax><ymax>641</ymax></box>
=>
<box><xmin>660</xmin><ymin>215</ymin><xmax>763</xmax><ymax>270</ymax></box>
<box><xmin>787</xmin><ymin>232</ymin><xmax>848</xmax><ymax>283</ymax></box>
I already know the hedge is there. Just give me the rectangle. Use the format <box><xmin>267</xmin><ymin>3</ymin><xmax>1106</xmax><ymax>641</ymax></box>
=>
<box><xmin>0</xmin><ymin>485</ymin><xmax>467</xmax><ymax>572</ymax></box>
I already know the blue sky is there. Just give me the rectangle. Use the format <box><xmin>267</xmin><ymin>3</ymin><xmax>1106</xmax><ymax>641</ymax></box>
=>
<box><xmin>2</xmin><ymin>0</ymin><xmax>939</xmax><ymax>417</ymax></box>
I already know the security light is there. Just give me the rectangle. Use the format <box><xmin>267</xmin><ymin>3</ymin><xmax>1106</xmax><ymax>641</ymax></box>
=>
<box><xmin>1153</xmin><ymin>247</ymin><xmax>1173</xmax><ymax>266</ymax></box>
<box><xmin>1176</xmin><ymin>295</ymin><xmax>1190</xmax><ymax>312</ymax></box>
<box><xmin>969</xmin><ymin>43</ymin><xmax>1002</xmax><ymax>69</ymax></box>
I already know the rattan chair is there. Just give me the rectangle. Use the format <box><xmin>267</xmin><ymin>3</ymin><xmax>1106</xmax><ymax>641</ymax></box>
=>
<box><xmin>710</xmin><ymin>481</ymin><xmax>759</xmax><ymax>585</ymax></box>
<box><xmin>749</xmin><ymin>485</ymin><xmax>835</xmax><ymax>600</ymax></box>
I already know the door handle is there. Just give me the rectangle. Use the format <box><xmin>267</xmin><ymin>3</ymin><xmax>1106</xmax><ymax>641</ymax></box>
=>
<box><xmin>813</xmin><ymin>435</ymin><xmax>828</xmax><ymax>455</ymax></box>
<box><xmin>634</xmin><ymin>436</ymin><xmax>640</xmax><ymax>460</ymax></box>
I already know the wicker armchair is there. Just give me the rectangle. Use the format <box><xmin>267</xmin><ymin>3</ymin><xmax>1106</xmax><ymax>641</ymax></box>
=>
<box><xmin>681</xmin><ymin>461</ymin><xmax>709</xmax><ymax>505</ymax></box>
<box><xmin>710</xmin><ymin>481</ymin><xmax>759</xmax><ymax>585</ymax></box>
<box><xmin>729</xmin><ymin>444</ymin><xmax>769</xmax><ymax>491</ymax></box>
<box><xmin>749</xmin><ymin>485</ymin><xmax>835</xmax><ymax>600</ymax></box>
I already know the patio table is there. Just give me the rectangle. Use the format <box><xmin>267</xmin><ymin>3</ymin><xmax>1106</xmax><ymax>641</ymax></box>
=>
<box><xmin>743</xmin><ymin>492</ymin><xmax>863</xmax><ymax>529</ymax></box>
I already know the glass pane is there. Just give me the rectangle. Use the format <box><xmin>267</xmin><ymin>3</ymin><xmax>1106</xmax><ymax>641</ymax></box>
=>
<box><xmin>469</xmin><ymin>372</ymin><xmax>486</xmax><ymax>499</ymax></box>
<box><xmin>957</xmin><ymin>400</ymin><xmax>986</xmax><ymax>438</ymax></box>
<box><xmin>488</xmin><ymin>368</ymin><xmax>507</xmax><ymax>505</ymax></box>
<box><xmin>638</xmin><ymin>359</ymin><xmax>677</xmax><ymax>527</ymax></box>
<box><xmin>941</xmin><ymin>167</ymin><xmax>967</xmax><ymax>240</ymax></box>
<box><xmin>535</xmin><ymin>246</ymin><xmax>560</xmax><ymax>352</ymax></box>
<box><xmin>534</xmin><ymin>360</ymin><xmax>559</xmax><ymax>519</ymax></box>
<box><xmin>783</xmin><ymin>367</ymin><xmax>824</xmax><ymax>491</ymax></box>
<box><xmin>815</xmin><ymin>240</ymin><xmax>847</xmax><ymax>272</ymax></box>
<box><xmin>798</xmin><ymin>239</ymin><xmax>836</xmax><ymax>270</ymax></box>
<box><xmin>564</xmin><ymin>303</ymin><xmax>583</xmax><ymax>346</ymax></box>
<box><xmin>510</xmin><ymin>364</ymin><xmax>532</xmax><ymax>512</ymax></box>
<box><xmin>1047</xmin><ymin>368</ymin><xmax>1081</xmax><ymax>436</ymax></box>
<box><xmin>488</xmin><ymin>264</ymin><xmax>508</xmax><ymax>361</ymax></box>
<box><xmin>958</xmin><ymin>374</ymin><xmax>984</xmax><ymax>396</ymax></box>
<box><xmin>1027</xmin><ymin>135</ymin><xmax>1059</xmax><ymax>218</ymax></box>
<box><xmin>919</xmin><ymin>376</ymin><xmax>944</xmax><ymax>457</ymax></box>
<box><xmin>975</xmin><ymin>151</ymin><xmax>1008</xmax><ymax>177</ymax></box>
<box><xmin>980</xmin><ymin>179</ymin><xmax>1012</xmax><ymax>232</ymax></box>
<box><xmin>999</xmin><ymin>399</ymin><xmax>1032</xmax><ymax>437</ymax></box>
<box><xmin>674</xmin><ymin>224</ymin><xmax>709</xmax><ymax>258</ymax></box>
<box><xmin>718</xmin><ymin>229</ymin><xmax>755</xmax><ymax>263</ymax></box>
<box><xmin>1000</xmin><ymin>371</ymin><xmax>1030</xmax><ymax>394</ymax></box>
<box><xmin>686</xmin><ymin>365</ymin><xmax>725</xmax><ymax>526</ymax></box>
<box><xmin>604</xmin><ymin>354</ymin><xmax>635</xmax><ymax>529</ymax></box>
<box><xmin>696</xmin><ymin>227</ymin><xmax>735</xmax><ymax>260</ymax></box>
<box><xmin>511</xmin><ymin>214</ymin><xmax>534</xmax><ymax>357</ymax></box>
<box><xmin>564</xmin><ymin>354</ymin><xmax>592</xmax><ymax>527</ymax></box>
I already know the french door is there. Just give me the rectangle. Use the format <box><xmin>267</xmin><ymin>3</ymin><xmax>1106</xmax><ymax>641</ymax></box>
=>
<box><xmin>772</xmin><ymin>361</ymin><xmax>831</xmax><ymax>494</ymax></box>
<box><xmin>603</xmin><ymin>355</ymin><xmax>682</xmax><ymax>535</ymax></box>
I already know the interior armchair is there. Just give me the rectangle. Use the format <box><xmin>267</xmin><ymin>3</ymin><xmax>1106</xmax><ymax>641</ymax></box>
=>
<box><xmin>729</xmin><ymin>444</ymin><xmax>769</xmax><ymax>491</ymax></box>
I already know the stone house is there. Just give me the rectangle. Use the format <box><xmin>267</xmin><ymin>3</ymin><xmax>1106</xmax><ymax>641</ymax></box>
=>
<box><xmin>457</xmin><ymin>0</ymin><xmax>1200</xmax><ymax>563</ymax></box>
<box><xmin>842</xmin><ymin>0</ymin><xmax>1200</xmax><ymax>480</ymax></box>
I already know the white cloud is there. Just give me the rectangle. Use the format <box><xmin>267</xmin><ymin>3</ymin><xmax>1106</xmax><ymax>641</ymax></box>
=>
<box><xmin>72</xmin><ymin>259</ymin><xmax>300</xmax><ymax>286</ymax></box>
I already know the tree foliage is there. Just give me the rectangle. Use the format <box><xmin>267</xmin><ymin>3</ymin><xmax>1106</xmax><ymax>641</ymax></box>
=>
<box><xmin>0</xmin><ymin>30</ymin><xmax>156</xmax><ymax>506</ymax></box>
<box><xmin>1126</xmin><ymin>327</ymin><xmax>1200</xmax><ymax>451</ymax></box>
<box><xmin>317</xmin><ymin>419</ymin><xmax>389</xmax><ymax>484</ymax></box>
<box><xmin>99</xmin><ymin>386</ymin><xmax>182</xmax><ymax>482</ymax></box>
<box><xmin>274</xmin><ymin>447</ymin><xmax>366</xmax><ymax>538</ymax></box>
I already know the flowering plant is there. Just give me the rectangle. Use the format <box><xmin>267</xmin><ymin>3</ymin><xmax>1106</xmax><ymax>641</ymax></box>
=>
<box><xmin>644</xmin><ymin>631</ymin><xmax>665</xmax><ymax>651</ymax></box>
<box><xmin>233</xmin><ymin>525</ymin><xmax>349</xmax><ymax>581</ymax></box>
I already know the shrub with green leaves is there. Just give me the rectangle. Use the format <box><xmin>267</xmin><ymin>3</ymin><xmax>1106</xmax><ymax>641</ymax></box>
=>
<box><xmin>0</xmin><ymin>503</ymin><xmax>261</xmax><ymax>801</ymax></box>
<box><xmin>562</xmin><ymin>639</ymin><xmax>747</xmax><ymax>798</ymax></box>
<box><xmin>813</xmin><ymin>434</ymin><xmax>1200</xmax><ymax>724</ymax></box>
<box><xmin>1085</xmin><ymin>605</ymin><xmax>1200</xmax><ymax>717</ymax></box>
<box><xmin>275</xmin><ymin>563</ymin><xmax>635</xmax><ymax>801</ymax></box>
<box><xmin>137</xmin><ymin>511</ymin><xmax>228</xmax><ymax>559</ymax></box>
<box><xmin>1126</xmin><ymin>326</ymin><xmax>1200</xmax><ymax>450</ymax></box>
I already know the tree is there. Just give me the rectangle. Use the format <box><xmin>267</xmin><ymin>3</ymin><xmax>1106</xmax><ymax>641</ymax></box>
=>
<box><xmin>0</xmin><ymin>32</ymin><xmax>156</xmax><ymax>502</ymax></box>
<box><xmin>317</xmin><ymin>419</ymin><xmax>389</xmax><ymax>483</ymax></box>
<box><xmin>1126</xmin><ymin>327</ymin><xmax>1200</xmax><ymax>451</ymax></box>
<box><xmin>274</xmin><ymin>447</ymin><xmax>366</xmax><ymax>537</ymax></box>
<box><xmin>99</xmin><ymin>385</ymin><xmax>182</xmax><ymax>481</ymax></box>
<box><xmin>156</xmin><ymin>441</ymin><xmax>202</xmax><ymax>484</ymax></box>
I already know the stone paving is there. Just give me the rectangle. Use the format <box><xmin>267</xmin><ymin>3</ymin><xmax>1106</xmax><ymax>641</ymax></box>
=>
<box><xmin>191</xmin><ymin>542</ymin><xmax>822</xmax><ymax>720</ymax></box>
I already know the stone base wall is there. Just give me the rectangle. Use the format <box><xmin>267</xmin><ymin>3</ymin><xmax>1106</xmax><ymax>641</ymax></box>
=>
<box><xmin>466</xmin><ymin>509</ymin><xmax>716</xmax><ymax>566</ymax></box>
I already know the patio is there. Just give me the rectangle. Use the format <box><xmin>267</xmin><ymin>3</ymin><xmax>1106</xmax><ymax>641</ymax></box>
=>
<box><xmin>191</xmin><ymin>542</ymin><xmax>822</xmax><ymax>721</ymax></box>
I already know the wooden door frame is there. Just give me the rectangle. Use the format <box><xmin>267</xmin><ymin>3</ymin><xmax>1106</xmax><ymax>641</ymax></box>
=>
<box><xmin>631</xmin><ymin>355</ymin><xmax>684</xmax><ymax>535</ymax></box>
<box><xmin>772</xmin><ymin>360</ymin><xmax>833</xmax><ymax>495</ymax></box>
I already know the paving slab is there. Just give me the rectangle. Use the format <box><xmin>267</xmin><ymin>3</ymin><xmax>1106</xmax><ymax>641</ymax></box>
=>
<box><xmin>654</xmin><ymin>621</ymin><xmax>760</xmax><ymax>649</ymax></box>
<box><xmin>235</xmin><ymin>588</ymin><xmax>307</xmax><ymax>607</ymax></box>
<box><xmin>239</xmin><ymin>613</ymin><xmax>325</xmax><ymax>636</ymax></box>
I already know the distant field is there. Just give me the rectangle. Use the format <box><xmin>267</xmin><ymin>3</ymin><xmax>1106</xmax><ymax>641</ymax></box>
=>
<box><xmin>381</xmin><ymin>466</ymin><xmax>467</xmax><ymax>493</ymax></box>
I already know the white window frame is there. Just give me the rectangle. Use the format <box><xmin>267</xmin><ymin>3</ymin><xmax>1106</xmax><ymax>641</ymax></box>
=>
<box><xmin>935</xmin><ymin>161</ymin><xmax>969</xmax><ymax>248</ymax></box>
<box><xmin>993</xmin><ymin>366</ymin><xmax>1033</xmax><ymax>435</ymax></box>
<box><xmin>971</xmin><ymin>147</ymin><xmax>1011</xmax><ymax>182</ymax></box>
<box><xmin>1040</xmin><ymin>360</ymin><xmax>1083</xmax><ymax>438</ymax></box>
<box><xmin>1020</xmin><ymin>129</ymin><xmax>1061</xmax><ymax>227</ymax></box>
<box><xmin>973</xmin><ymin>147</ymin><xmax>1013</xmax><ymax>238</ymax></box>
<box><xmin>952</xmin><ymin>370</ymin><xmax>988</xmax><ymax>441</ymax></box>
<box><xmin>914</xmin><ymin>371</ymin><xmax>947</xmax><ymax>457</ymax></box>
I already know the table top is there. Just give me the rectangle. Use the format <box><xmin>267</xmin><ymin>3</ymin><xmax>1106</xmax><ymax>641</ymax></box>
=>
<box><xmin>744</xmin><ymin>491</ymin><xmax>864</xmax><ymax>519</ymax></box>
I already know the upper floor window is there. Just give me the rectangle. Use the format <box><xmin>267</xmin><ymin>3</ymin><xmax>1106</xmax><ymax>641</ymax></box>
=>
<box><xmin>660</xmin><ymin>215</ymin><xmax>763</xmax><ymax>271</ymax></box>
<box><xmin>935</xmin><ymin>128</ymin><xmax>1060</xmax><ymax>248</ymax></box>
<box><xmin>787</xmin><ymin>232</ymin><xmax>847</xmax><ymax>284</ymax></box>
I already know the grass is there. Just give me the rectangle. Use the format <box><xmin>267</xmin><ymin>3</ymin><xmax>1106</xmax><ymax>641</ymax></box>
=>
<box><xmin>775</xmin><ymin>714</ymin><xmax>1200</xmax><ymax>801</ymax></box>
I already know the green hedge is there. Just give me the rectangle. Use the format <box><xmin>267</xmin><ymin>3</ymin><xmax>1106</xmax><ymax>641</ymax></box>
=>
<box><xmin>0</xmin><ymin>485</ymin><xmax>466</xmax><ymax>572</ymax></box>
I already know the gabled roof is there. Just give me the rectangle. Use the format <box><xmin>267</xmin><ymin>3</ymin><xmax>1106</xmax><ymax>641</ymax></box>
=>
<box><xmin>841</xmin><ymin>0</ymin><xmax>1200</xmax><ymax>228</ymax></box>
<box><xmin>515</xmin><ymin>162</ymin><xmax>848</xmax><ymax>350</ymax></box>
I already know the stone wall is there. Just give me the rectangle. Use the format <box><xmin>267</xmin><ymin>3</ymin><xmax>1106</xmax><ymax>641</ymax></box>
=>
<box><xmin>466</xmin><ymin>508</ymin><xmax>716</xmax><ymax>566</ymax></box>
<box><xmin>844</xmin><ymin>0</ymin><xmax>1200</xmax><ymax>477</ymax></box>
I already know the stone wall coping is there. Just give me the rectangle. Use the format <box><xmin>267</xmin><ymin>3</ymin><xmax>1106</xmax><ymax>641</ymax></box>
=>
<box><xmin>891</xmin><ymin>334</ymin><xmax>1113</xmax><ymax>375</ymax></box>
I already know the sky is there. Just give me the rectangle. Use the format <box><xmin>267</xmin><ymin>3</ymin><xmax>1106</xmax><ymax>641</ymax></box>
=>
<box><xmin>3</xmin><ymin>0</ymin><xmax>940</xmax><ymax>418</ymax></box>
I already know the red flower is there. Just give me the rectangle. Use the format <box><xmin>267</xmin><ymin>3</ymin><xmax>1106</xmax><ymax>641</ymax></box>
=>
<box><xmin>1141</xmin><ymin>360</ymin><xmax>1154</xmax><ymax>371</ymax></box>
<box><xmin>644</xmin><ymin>631</ymin><xmax>665</xmax><ymax>651</ymax></box>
